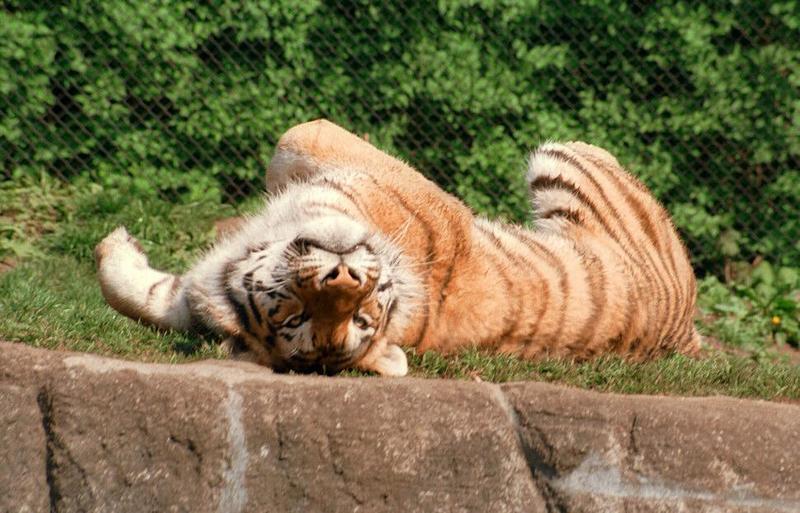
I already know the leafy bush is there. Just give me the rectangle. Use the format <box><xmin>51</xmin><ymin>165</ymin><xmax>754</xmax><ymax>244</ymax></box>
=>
<box><xmin>1</xmin><ymin>1</ymin><xmax>798</xmax><ymax>274</ymax></box>
<box><xmin>698</xmin><ymin>261</ymin><xmax>800</xmax><ymax>349</ymax></box>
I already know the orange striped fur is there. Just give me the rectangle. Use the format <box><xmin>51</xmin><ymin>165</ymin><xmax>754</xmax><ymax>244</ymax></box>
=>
<box><xmin>96</xmin><ymin>119</ymin><xmax>700</xmax><ymax>376</ymax></box>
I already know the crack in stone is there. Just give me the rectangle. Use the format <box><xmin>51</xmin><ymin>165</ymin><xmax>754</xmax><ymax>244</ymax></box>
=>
<box><xmin>36</xmin><ymin>387</ymin><xmax>60</xmax><ymax>513</ymax></box>
<box><xmin>484</xmin><ymin>383</ymin><xmax>567</xmax><ymax>513</ymax></box>
<box><xmin>629</xmin><ymin>413</ymin><xmax>639</xmax><ymax>457</ymax></box>
<box><xmin>168</xmin><ymin>434</ymin><xmax>203</xmax><ymax>477</ymax></box>
<box><xmin>273</xmin><ymin>395</ymin><xmax>307</xmax><ymax>501</ymax></box>
<box><xmin>36</xmin><ymin>386</ymin><xmax>94</xmax><ymax>513</ymax></box>
<box><xmin>325</xmin><ymin>431</ymin><xmax>365</xmax><ymax>507</ymax></box>
<box><xmin>13</xmin><ymin>347</ymin><xmax>799</xmax><ymax>512</ymax></box>
<box><xmin>489</xmin><ymin>390</ymin><xmax>800</xmax><ymax>512</ymax></box>
<box><xmin>626</xmin><ymin>411</ymin><xmax>644</xmax><ymax>479</ymax></box>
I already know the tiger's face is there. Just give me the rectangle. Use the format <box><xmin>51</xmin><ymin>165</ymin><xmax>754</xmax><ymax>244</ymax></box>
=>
<box><xmin>266</xmin><ymin>237</ymin><xmax>394</xmax><ymax>373</ymax></box>
<box><xmin>225</xmin><ymin>215</ymin><xmax>410</xmax><ymax>375</ymax></box>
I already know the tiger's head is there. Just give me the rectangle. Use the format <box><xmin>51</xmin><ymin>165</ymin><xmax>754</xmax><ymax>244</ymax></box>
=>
<box><xmin>222</xmin><ymin>213</ymin><xmax>417</xmax><ymax>376</ymax></box>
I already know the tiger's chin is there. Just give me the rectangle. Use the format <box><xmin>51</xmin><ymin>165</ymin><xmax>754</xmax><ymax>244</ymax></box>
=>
<box><xmin>278</xmin><ymin>342</ymin><xmax>407</xmax><ymax>377</ymax></box>
<box><xmin>221</xmin><ymin>335</ymin><xmax>408</xmax><ymax>377</ymax></box>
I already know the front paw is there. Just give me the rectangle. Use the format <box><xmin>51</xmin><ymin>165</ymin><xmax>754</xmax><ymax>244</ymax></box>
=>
<box><xmin>358</xmin><ymin>342</ymin><xmax>408</xmax><ymax>377</ymax></box>
<box><xmin>94</xmin><ymin>226</ymin><xmax>146</xmax><ymax>266</ymax></box>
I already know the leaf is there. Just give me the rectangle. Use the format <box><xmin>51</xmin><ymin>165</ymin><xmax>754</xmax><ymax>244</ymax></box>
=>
<box><xmin>751</xmin><ymin>262</ymin><xmax>776</xmax><ymax>287</ymax></box>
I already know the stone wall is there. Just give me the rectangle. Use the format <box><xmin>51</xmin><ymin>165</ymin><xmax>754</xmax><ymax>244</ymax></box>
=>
<box><xmin>2</xmin><ymin>341</ymin><xmax>798</xmax><ymax>513</ymax></box>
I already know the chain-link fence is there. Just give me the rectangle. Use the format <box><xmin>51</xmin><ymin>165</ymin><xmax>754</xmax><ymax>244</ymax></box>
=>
<box><xmin>2</xmin><ymin>2</ymin><xmax>798</xmax><ymax>275</ymax></box>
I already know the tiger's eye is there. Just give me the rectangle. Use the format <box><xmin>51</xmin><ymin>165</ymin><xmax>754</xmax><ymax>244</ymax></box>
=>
<box><xmin>284</xmin><ymin>315</ymin><xmax>304</xmax><ymax>328</ymax></box>
<box><xmin>353</xmin><ymin>314</ymin><xmax>369</xmax><ymax>329</ymax></box>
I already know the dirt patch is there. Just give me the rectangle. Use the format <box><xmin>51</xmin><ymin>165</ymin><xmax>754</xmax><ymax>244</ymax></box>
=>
<box><xmin>0</xmin><ymin>257</ymin><xmax>16</xmax><ymax>275</ymax></box>
<box><xmin>773</xmin><ymin>342</ymin><xmax>800</xmax><ymax>366</ymax></box>
<box><xmin>213</xmin><ymin>216</ymin><xmax>246</xmax><ymax>242</ymax></box>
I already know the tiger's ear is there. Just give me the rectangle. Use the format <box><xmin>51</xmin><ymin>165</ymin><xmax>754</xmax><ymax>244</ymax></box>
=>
<box><xmin>359</xmin><ymin>343</ymin><xmax>408</xmax><ymax>377</ymax></box>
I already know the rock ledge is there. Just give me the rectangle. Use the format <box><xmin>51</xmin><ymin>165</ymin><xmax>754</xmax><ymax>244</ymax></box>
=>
<box><xmin>2</xmin><ymin>341</ymin><xmax>798</xmax><ymax>513</ymax></box>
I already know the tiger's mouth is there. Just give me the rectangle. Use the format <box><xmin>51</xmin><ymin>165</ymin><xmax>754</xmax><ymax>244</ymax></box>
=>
<box><xmin>276</xmin><ymin>341</ymin><xmax>372</xmax><ymax>375</ymax></box>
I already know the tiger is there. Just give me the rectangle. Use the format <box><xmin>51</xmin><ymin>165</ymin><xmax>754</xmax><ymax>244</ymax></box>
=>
<box><xmin>95</xmin><ymin>119</ymin><xmax>700</xmax><ymax>376</ymax></box>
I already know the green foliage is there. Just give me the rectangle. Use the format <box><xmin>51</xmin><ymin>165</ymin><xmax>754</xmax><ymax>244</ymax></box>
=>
<box><xmin>0</xmin><ymin>255</ymin><xmax>225</xmax><ymax>361</ymax></box>
<box><xmin>1</xmin><ymin>1</ymin><xmax>798</xmax><ymax>273</ymax></box>
<box><xmin>0</xmin><ymin>179</ymin><xmax>234</xmax><ymax>360</ymax></box>
<box><xmin>697</xmin><ymin>262</ymin><xmax>800</xmax><ymax>349</ymax></box>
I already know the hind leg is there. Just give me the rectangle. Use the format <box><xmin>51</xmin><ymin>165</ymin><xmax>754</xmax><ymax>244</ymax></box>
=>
<box><xmin>95</xmin><ymin>227</ymin><xmax>192</xmax><ymax>332</ymax></box>
<box><xmin>265</xmin><ymin>119</ymin><xmax>380</xmax><ymax>194</ymax></box>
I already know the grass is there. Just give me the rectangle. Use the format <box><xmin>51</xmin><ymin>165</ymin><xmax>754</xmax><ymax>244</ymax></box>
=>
<box><xmin>403</xmin><ymin>350</ymin><xmax>800</xmax><ymax>401</ymax></box>
<box><xmin>1</xmin><ymin>176</ymin><xmax>799</xmax><ymax>401</ymax></box>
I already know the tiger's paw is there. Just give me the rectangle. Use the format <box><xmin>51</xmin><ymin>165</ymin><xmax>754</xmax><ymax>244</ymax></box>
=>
<box><xmin>220</xmin><ymin>337</ymin><xmax>261</xmax><ymax>364</ymax></box>
<box><xmin>358</xmin><ymin>343</ymin><xmax>408</xmax><ymax>377</ymax></box>
<box><xmin>94</xmin><ymin>226</ymin><xmax>147</xmax><ymax>268</ymax></box>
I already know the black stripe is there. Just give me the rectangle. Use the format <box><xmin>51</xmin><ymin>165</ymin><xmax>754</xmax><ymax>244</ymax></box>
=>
<box><xmin>360</xmin><ymin>174</ymin><xmax>435</xmax><ymax>347</ymax></box>
<box><xmin>242</xmin><ymin>270</ymin><xmax>265</xmax><ymax>326</ymax></box>
<box><xmin>615</xmin><ymin>259</ymin><xmax>641</xmax><ymax>353</ymax></box>
<box><xmin>320</xmin><ymin>180</ymin><xmax>368</xmax><ymax>218</ymax></box>
<box><xmin>252</xmin><ymin>240</ymin><xmax>273</xmax><ymax>253</ymax></box>
<box><xmin>247</xmin><ymin>293</ymin><xmax>263</xmax><ymax>325</ymax></box>
<box><xmin>509</xmin><ymin>226</ymin><xmax>569</xmax><ymax>346</ymax></box>
<box><xmin>665</xmin><ymin>236</ymin><xmax>696</xmax><ymax>344</ymax></box>
<box><xmin>242</xmin><ymin>270</ymin><xmax>254</xmax><ymax>289</ymax></box>
<box><xmin>147</xmin><ymin>276</ymin><xmax>171</xmax><ymax>300</ymax></box>
<box><xmin>572</xmin><ymin>245</ymin><xmax>607</xmax><ymax>352</ymax></box>
<box><xmin>537</xmin><ymin>149</ymin><xmax>641</xmax><ymax>244</ymax></box>
<box><xmin>432</xmin><ymin>207</ymin><xmax>467</xmax><ymax>316</ymax></box>
<box><xmin>585</xmin><ymin>151</ymin><xmax>662</xmax><ymax>247</ymax></box>
<box><xmin>581</xmin><ymin>150</ymin><xmax>683</xmax><ymax>315</ymax></box>
<box><xmin>541</xmin><ymin>147</ymin><xmax>676</xmax><ymax>351</ymax></box>
<box><xmin>385</xmin><ymin>299</ymin><xmax>399</xmax><ymax>327</ymax></box>
<box><xmin>301</xmin><ymin>201</ymin><xmax>356</xmax><ymax>218</ymax></box>
<box><xmin>475</xmin><ymin>225</ymin><xmax>523</xmax><ymax>344</ymax></box>
<box><xmin>565</xmin><ymin>146</ymin><xmax>681</xmax><ymax>308</ymax></box>
<box><xmin>539</xmin><ymin>207</ymin><xmax>585</xmax><ymax>225</ymax></box>
<box><xmin>582</xmin><ymin>150</ymin><xmax>685</xmax><ymax>347</ymax></box>
<box><xmin>676</xmin><ymin>321</ymin><xmax>696</xmax><ymax>353</ymax></box>
<box><xmin>222</xmin><ymin>261</ymin><xmax>253</xmax><ymax>335</ymax></box>
<box><xmin>530</xmin><ymin>173</ymin><xmax>622</xmax><ymax>245</ymax></box>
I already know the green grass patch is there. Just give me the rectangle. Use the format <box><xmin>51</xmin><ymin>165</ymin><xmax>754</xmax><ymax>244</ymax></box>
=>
<box><xmin>404</xmin><ymin>349</ymin><xmax>800</xmax><ymax>401</ymax></box>
<box><xmin>1</xmin><ymin>179</ymin><xmax>799</xmax><ymax>401</ymax></box>
<box><xmin>0</xmin><ymin>255</ymin><xmax>223</xmax><ymax>362</ymax></box>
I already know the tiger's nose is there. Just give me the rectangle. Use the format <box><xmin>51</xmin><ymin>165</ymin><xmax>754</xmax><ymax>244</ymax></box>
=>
<box><xmin>321</xmin><ymin>264</ymin><xmax>362</xmax><ymax>289</ymax></box>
